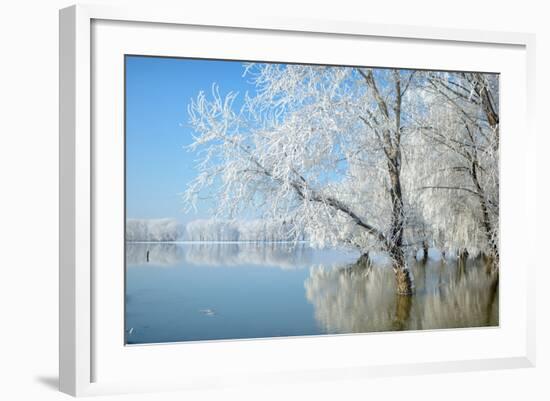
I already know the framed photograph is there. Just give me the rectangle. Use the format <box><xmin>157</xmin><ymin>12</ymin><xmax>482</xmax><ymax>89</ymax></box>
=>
<box><xmin>59</xmin><ymin>4</ymin><xmax>536</xmax><ymax>396</ymax></box>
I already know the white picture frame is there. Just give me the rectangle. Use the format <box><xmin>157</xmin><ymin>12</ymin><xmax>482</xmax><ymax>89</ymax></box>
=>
<box><xmin>59</xmin><ymin>3</ymin><xmax>536</xmax><ymax>397</ymax></box>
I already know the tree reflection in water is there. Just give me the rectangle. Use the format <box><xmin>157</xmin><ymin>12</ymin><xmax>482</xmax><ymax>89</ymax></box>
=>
<box><xmin>125</xmin><ymin>242</ymin><xmax>358</xmax><ymax>269</ymax></box>
<box><xmin>126</xmin><ymin>242</ymin><xmax>498</xmax><ymax>334</ymax></box>
<box><xmin>304</xmin><ymin>256</ymin><xmax>498</xmax><ymax>333</ymax></box>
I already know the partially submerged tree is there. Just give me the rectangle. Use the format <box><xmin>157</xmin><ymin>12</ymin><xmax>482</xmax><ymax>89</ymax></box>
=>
<box><xmin>412</xmin><ymin>72</ymin><xmax>499</xmax><ymax>268</ymax></box>
<box><xmin>184</xmin><ymin>64</ymin><xmax>499</xmax><ymax>294</ymax></box>
<box><xmin>185</xmin><ymin>65</ymin><xmax>419</xmax><ymax>294</ymax></box>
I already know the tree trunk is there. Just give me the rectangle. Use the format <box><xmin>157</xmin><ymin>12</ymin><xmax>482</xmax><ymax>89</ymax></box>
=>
<box><xmin>389</xmin><ymin>245</ymin><xmax>414</xmax><ymax>295</ymax></box>
<box><xmin>387</xmin><ymin>72</ymin><xmax>413</xmax><ymax>295</ymax></box>
<box><xmin>393</xmin><ymin>294</ymin><xmax>412</xmax><ymax>330</ymax></box>
<box><xmin>386</xmin><ymin>145</ymin><xmax>413</xmax><ymax>294</ymax></box>
<box><xmin>458</xmin><ymin>248</ymin><xmax>469</xmax><ymax>259</ymax></box>
<box><xmin>456</xmin><ymin>255</ymin><xmax>466</xmax><ymax>280</ymax></box>
<box><xmin>356</xmin><ymin>252</ymin><xmax>372</xmax><ymax>270</ymax></box>
<box><xmin>470</xmin><ymin>159</ymin><xmax>499</xmax><ymax>270</ymax></box>
<box><xmin>395</xmin><ymin>267</ymin><xmax>414</xmax><ymax>295</ymax></box>
<box><xmin>484</xmin><ymin>253</ymin><xmax>499</xmax><ymax>274</ymax></box>
<box><xmin>360</xmin><ymin>69</ymin><xmax>414</xmax><ymax>295</ymax></box>
<box><xmin>422</xmin><ymin>241</ymin><xmax>429</xmax><ymax>262</ymax></box>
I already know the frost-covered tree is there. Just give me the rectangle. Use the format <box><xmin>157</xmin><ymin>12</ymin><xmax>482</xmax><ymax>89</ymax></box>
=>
<box><xmin>184</xmin><ymin>65</ymin><xmax>421</xmax><ymax>294</ymax></box>
<box><xmin>411</xmin><ymin>72</ymin><xmax>499</xmax><ymax>267</ymax></box>
<box><xmin>183</xmin><ymin>64</ymin><xmax>499</xmax><ymax>294</ymax></box>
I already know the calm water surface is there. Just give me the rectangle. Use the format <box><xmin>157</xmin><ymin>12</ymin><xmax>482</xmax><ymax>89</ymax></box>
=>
<box><xmin>125</xmin><ymin>242</ymin><xmax>498</xmax><ymax>344</ymax></box>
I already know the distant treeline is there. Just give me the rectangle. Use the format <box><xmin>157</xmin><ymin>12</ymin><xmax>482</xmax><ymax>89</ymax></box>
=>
<box><xmin>126</xmin><ymin>218</ymin><xmax>304</xmax><ymax>242</ymax></box>
<box><xmin>126</xmin><ymin>218</ymin><xmax>183</xmax><ymax>241</ymax></box>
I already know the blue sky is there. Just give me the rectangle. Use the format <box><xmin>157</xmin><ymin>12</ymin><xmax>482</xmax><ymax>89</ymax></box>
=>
<box><xmin>125</xmin><ymin>56</ymin><xmax>255</xmax><ymax>224</ymax></box>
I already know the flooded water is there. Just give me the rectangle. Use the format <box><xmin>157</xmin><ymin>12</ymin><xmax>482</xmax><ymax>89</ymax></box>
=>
<box><xmin>125</xmin><ymin>242</ymin><xmax>498</xmax><ymax>344</ymax></box>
